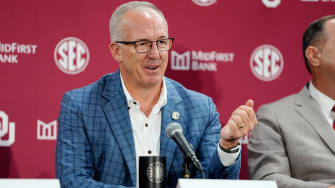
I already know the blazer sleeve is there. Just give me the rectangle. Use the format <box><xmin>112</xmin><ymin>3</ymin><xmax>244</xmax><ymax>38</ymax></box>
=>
<box><xmin>247</xmin><ymin>104</ymin><xmax>331</xmax><ymax>188</ymax></box>
<box><xmin>56</xmin><ymin>92</ymin><xmax>135</xmax><ymax>188</ymax></box>
<box><xmin>196</xmin><ymin>97</ymin><xmax>241</xmax><ymax>179</ymax></box>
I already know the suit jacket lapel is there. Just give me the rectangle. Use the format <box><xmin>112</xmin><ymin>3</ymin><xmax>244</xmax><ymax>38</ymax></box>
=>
<box><xmin>160</xmin><ymin>78</ymin><xmax>184</xmax><ymax>177</ymax></box>
<box><xmin>295</xmin><ymin>86</ymin><xmax>335</xmax><ymax>153</ymax></box>
<box><xmin>101</xmin><ymin>71</ymin><xmax>137</xmax><ymax>186</ymax></box>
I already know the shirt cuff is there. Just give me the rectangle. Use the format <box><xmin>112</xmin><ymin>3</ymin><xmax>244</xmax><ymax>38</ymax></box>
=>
<box><xmin>217</xmin><ymin>142</ymin><xmax>240</xmax><ymax>167</ymax></box>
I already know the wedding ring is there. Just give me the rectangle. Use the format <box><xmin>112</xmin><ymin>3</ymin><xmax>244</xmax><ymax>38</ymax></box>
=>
<box><xmin>238</xmin><ymin>123</ymin><xmax>245</xmax><ymax>129</ymax></box>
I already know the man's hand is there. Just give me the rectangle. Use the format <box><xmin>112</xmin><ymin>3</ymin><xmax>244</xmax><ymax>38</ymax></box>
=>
<box><xmin>328</xmin><ymin>186</ymin><xmax>335</xmax><ymax>188</ymax></box>
<box><xmin>219</xmin><ymin>99</ymin><xmax>257</xmax><ymax>149</ymax></box>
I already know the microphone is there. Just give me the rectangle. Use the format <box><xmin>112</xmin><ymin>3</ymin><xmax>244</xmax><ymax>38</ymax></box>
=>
<box><xmin>165</xmin><ymin>122</ymin><xmax>204</xmax><ymax>177</ymax></box>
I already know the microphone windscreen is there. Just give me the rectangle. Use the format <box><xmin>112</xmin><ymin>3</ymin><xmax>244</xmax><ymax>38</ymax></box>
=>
<box><xmin>165</xmin><ymin>122</ymin><xmax>182</xmax><ymax>138</ymax></box>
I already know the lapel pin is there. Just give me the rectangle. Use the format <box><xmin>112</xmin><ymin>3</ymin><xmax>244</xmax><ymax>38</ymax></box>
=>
<box><xmin>171</xmin><ymin>111</ymin><xmax>180</xmax><ymax>120</ymax></box>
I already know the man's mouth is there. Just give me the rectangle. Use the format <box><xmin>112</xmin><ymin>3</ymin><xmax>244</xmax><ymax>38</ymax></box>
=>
<box><xmin>146</xmin><ymin>65</ymin><xmax>159</xmax><ymax>70</ymax></box>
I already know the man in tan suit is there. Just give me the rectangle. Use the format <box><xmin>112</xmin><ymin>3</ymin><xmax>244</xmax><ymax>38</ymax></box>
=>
<box><xmin>248</xmin><ymin>15</ymin><xmax>335</xmax><ymax>188</ymax></box>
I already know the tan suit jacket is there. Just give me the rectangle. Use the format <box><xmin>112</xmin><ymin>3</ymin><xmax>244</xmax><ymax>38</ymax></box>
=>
<box><xmin>248</xmin><ymin>85</ymin><xmax>335</xmax><ymax>188</ymax></box>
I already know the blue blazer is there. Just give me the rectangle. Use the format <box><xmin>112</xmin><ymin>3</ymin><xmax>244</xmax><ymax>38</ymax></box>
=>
<box><xmin>56</xmin><ymin>70</ymin><xmax>241</xmax><ymax>188</ymax></box>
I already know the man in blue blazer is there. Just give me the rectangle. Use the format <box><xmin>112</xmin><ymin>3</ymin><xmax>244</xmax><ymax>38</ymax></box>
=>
<box><xmin>56</xmin><ymin>1</ymin><xmax>257</xmax><ymax>188</ymax></box>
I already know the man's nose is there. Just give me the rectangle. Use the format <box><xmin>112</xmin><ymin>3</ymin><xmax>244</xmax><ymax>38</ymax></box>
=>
<box><xmin>147</xmin><ymin>42</ymin><xmax>160</xmax><ymax>58</ymax></box>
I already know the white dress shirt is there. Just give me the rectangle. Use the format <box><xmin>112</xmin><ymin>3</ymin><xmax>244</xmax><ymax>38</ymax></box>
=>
<box><xmin>120</xmin><ymin>74</ymin><xmax>240</xmax><ymax>187</ymax></box>
<box><xmin>309</xmin><ymin>81</ymin><xmax>335</xmax><ymax>127</ymax></box>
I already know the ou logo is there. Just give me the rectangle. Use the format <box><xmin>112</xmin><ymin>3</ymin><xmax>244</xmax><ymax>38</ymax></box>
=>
<box><xmin>54</xmin><ymin>37</ymin><xmax>90</xmax><ymax>75</ymax></box>
<box><xmin>262</xmin><ymin>0</ymin><xmax>281</xmax><ymax>8</ymax></box>
<box><xmin>250</xmin><ymin>45</ymin><xmax>284</xmax><ymax>82</ymax></box>
<box><xmin>0</xmin><ymin>111</ymin><xmax>15</xmax><ymax>147</ymax></box>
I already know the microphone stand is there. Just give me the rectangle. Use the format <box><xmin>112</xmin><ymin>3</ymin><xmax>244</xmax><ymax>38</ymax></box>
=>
<box><xmin>183</xmin><ymin>157</ymin><xmax>205</xmax><ymax>179</ymax></box>
<box><xmin>182</xmin><ymin>157</ymin><xmax>191</xmax><ymax>178</ymax></box>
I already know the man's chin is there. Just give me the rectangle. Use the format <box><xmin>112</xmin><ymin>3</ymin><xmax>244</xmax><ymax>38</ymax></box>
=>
<box><xmin>144</xmin><ymin>78</ymin><xmax>163</xmax><ymax>88</ymax></box>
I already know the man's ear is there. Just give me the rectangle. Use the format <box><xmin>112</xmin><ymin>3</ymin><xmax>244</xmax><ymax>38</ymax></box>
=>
<box><xmin>305</xmin><ymin>46</ymin><xmax>321</xmax><ymax>68</ymax></box>
<box><xmin>109</xmin><ymin>42</ymin><xmax>122</xmax><ymax>62</ymax></box>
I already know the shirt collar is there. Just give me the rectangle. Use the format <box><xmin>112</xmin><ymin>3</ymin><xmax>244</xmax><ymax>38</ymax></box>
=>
<box><xmin>309</xmin><ymin>81</ymin><xmax>335</xmax><ymax>118</ymax></box>
<box><xmin>120</xmin><ymin>73</ymin><xmax>167</xmax><ymax>111</ymax></box>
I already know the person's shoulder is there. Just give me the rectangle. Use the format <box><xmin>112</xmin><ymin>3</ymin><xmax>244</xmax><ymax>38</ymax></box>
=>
<box><xmin>258</xmin><ymin>86</ymin><xmax>306</xmax><ymax>112</ymax></box>
<box><xmin>165</xmin><ymin>77</ymin><xmax>210</xmax><ymax>102</ymax></box>
<box><xmin>265</xmin><ymin>93</ymin><xmax>296</xmax><ymax>107</ymax></box>
<box><xmin>64</xmin><ymin>72</ymin><xmax>118</xmax><ymax>101</ymax></box>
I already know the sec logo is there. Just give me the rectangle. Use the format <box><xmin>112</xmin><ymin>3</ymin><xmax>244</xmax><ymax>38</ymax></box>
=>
<box><xmin>262</xmin><ymin>0</ymin><xmax>281</xmax><ymax>8</ymax></box>
<box><xmin>54</xmin><ymin>37</ymin><xmax>90</xmax><ymax>75</ymax></box>
<box><xmin>250</xmin><ymin>45</ymin><xmax>284</xmax><ymax>81</ymax></box>
<box><xmin>192</xmin><ymin>0</ymin><xmax>217</xmax><ymax>6</ymax></box>
<box><xmin>147</xmin><ymin>162</ymin><xmax>165</xmax><ymax>183</ymax></box>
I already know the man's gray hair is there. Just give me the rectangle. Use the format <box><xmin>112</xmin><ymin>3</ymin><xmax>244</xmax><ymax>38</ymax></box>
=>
<box><xmin>109</xmin><ymin>1</ymin><xmax>168</xmax><ymax>42</ymax></box>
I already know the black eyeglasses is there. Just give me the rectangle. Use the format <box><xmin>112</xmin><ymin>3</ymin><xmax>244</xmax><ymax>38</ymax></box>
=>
<box><xmin>116</xmin><ymin>38</ymin><xmax>174</xmax><ymax>53</ymax></box>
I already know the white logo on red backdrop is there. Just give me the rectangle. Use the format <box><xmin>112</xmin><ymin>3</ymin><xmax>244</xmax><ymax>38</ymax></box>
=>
<box><xmin>54</xmin><ymin>37</ymin><xmax>90</xmax><ymax>75</ymax></box>
<box><xmin>0</xmin><ymin>111</ymin><xmax>15</xmax><ymax>147</ymax></box>
<box><xmin>262</xmin><ymin>0</ymin><xmax>281</xmax><ymax>8</ymax></box>
<box><xmin>171</xmin><ymin>50</ymin><xmax>234</xmax><ymax>72</ymax></box>
<box><xmin>171</xmin><ymin>51</ymin><xmax>191</xmax><ymax>70</ymax></box>
<box><xmin>250</xmin><ymin>44</ymin><xmax>284</xmax><ymax>81</ymax></box>
<box><xmin>37</xmin><ymin>120</ymin><xmax>57</xmax><ymax>140</ymax></box>
<box><xmin>192</xmin><ymin>0</ymin><xmax>217</xmax><ymax>6</ymax></box>
<box><xmin>0</xmin><ymin>42</ymin><xmax>38</xmax><ymax>64</ymax></box>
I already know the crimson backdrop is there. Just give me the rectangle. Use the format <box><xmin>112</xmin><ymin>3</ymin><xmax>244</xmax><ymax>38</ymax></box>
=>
<box><xmin>1</xmin><ymin>0</ymin><xmax>334</xmax><ymax>180</ymax></box>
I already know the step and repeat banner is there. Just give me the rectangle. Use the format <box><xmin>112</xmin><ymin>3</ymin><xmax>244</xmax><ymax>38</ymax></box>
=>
<box><xmin>1</xmin><ymin>0</ymin><xmax>335</xmax><ymax>180</ymax></box>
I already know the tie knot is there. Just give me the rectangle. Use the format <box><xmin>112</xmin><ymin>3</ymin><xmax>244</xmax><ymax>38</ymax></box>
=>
<box><xmin>332</xmin><ymin>105</ymin><xmax>335</xmax><ymax>113</ymax></box>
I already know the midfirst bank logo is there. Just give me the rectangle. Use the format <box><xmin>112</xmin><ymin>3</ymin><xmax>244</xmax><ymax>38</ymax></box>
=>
<box><xmin>37</xmin><ymin>120</ymin><xmax>57</xmax><ymax>140</ymax></box>
<box><xmin>250</xmin><ymin>44</ymin><xmax>284</xmax><ymax>81</ymax></box>
<box><xmin>0</xmin><ymin>111</ymin><xmax>15</xmax><ymax>147</ymax></box>
<box><xmin>0</xmin><ymin>41</ymin><xmax>38</xmax><ymax>64</ymax></box>
<box><xmin>170</xmin><ymin>50</ymin><xmax>235</xmax><ymax>72</ymax></box>
<box><xmin>54</xmin><ymin>37</ymin><xmax>90</xmax><ymax>75</ymax></box>
<box><xmin>192</xmin><ymin>0</ymin><xmax>217</xmax><ymax>6</ymax></box>
<box><xmin>262</xmin><ymin>0</ymin><xmax>281</xmax><ymax>8</ymax></box>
